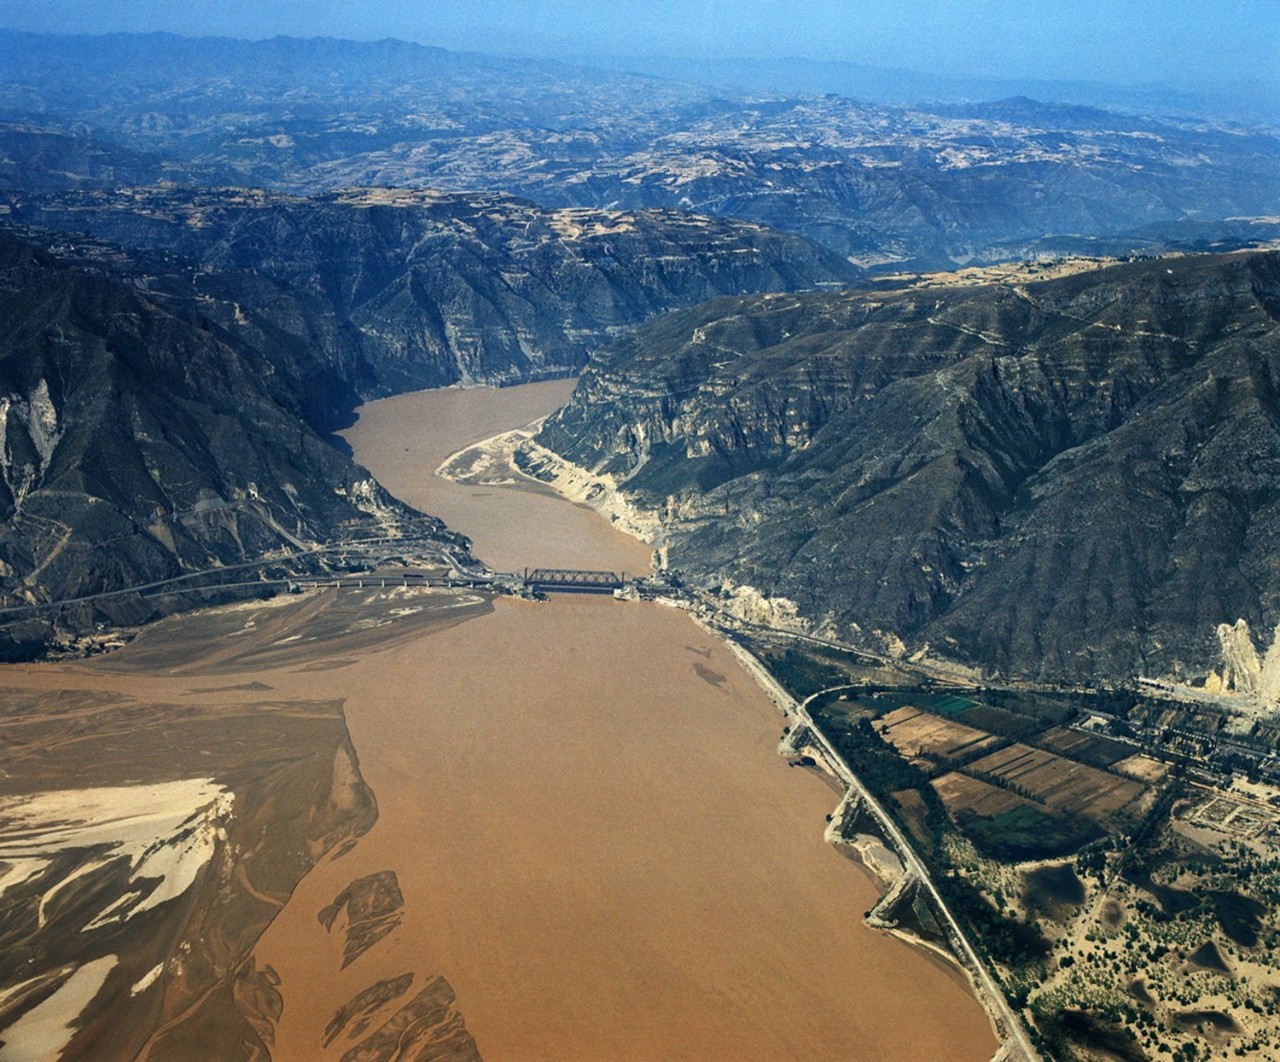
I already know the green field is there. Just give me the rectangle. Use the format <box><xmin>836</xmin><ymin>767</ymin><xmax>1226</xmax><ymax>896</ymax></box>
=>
<box><xmin>927</xmin><ymin>693</ymin><xmax>978</xmax><ymax>716</ymax></box>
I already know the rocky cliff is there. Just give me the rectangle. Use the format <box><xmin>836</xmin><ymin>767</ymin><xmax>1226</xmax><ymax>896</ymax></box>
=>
<box><xmin>536</xmin><ymin>251</ymin><xmax>1280</xmax><ymax>684</ymax></box>
<box><xmin>0</xmin><ymin>231</ymin><xmax>453</xmax><ymax>653</ymax></box>
<box><xmin>2</xmin><ymin>185</ymin><xmax>857</xmax><ymax>396</ymax></box>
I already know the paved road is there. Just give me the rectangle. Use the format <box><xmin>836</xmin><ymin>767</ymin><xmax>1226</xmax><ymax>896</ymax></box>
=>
<box><xmin>720</xmin><ymin>632</ymin><xmax>1040</xmax><ymax>1062</ymax></box>
<box><xmin>0</xmin><ymin>531</ymin><xmax>472</xmax><ymax>618</ymax></box>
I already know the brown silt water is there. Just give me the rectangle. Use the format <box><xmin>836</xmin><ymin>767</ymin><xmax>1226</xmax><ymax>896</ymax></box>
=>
<box><xmin>247</xmin><ymin>381</ymin><xmax>998</xmax><ymax>1060</ymax></box>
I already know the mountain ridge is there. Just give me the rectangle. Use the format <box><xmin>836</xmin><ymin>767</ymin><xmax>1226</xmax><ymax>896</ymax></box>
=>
<box><xmin>0</xmin><ymin>183</ymin><xmax>857</xmax><ymax>397</ymax></box>
<box><xmin>2</xmin><ymin>30</ymin><xmax>1276</xmax><ymax>271</ymax></box>
<box><xmin>0</xmin><ymin>229</ymin><xmax>455</xmax><ymax>654</ymax></box>
<box><xmin>535</xmin><ymin>250</ymin><xmax>1280</xmax><ymax>684</ymax></box>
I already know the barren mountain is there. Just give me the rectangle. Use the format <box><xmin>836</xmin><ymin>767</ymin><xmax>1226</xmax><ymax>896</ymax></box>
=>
<box><xmin>1</xmin><ymin>184</ymin><xmax>856</xmax><ymax>394</ymax></box>
<box><xmin>0</xmin><ymin>231</ymin><xmax>449</xmax><ymax>655</ymax></box>
<box><xmin>535</xmin><ymin>250</ymin><xmax>1280</xmax><ymax>684</ymax></box>
<box><xmin>3</xmin><ymin>31</ymin><xmax>1278</xmax><ymax>270</ymax></box>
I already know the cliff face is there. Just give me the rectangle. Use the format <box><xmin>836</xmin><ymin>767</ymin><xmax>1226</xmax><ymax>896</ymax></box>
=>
<box><xmin>538</xmin><ymin>251</ymin><xmax>1280</xmax><ymax>683</ymax></box>
<box><xmin>0</xmin><ymin>232</ymin><xmax>443</xmax><ymax>640</ymax></box>
<box><xmin>2</xmin><ymin>186</ymin><xmax>858</xmax><ymax>397</ymax></box>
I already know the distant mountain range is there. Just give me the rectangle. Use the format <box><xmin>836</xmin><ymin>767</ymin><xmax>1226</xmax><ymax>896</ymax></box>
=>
<box><xmin>2</xmin><ymin>31</ymin><xmax>1278</xmax><ymax>271</ymax></box>
<box><xmin>568</xmin><ymin>53</ymin><xmax>1280</xmax><ymax>125</ymax></box>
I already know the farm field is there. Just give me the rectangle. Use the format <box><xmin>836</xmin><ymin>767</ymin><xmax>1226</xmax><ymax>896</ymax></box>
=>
<box><xmin>930</xmin><ymin>771</ymin><xmax>1103</xmax><ymax>860</ymax></box>
<box><xmin>875</xmin><ymin>706</ymin><xmax>999</xmax><ymax>763</ymax></box>
<box><xmin>932</xmin><ymin>771</ymin><xmax>1030</xmax><ymax>818</ymax></box>
<box><xmin>966</xmin><ymin>743</ymin><xmax>1147</xmax><ymax>821</ymax></box>
<box><xmin>1034</xmin><ymin>726</ymin><xmax>1133</xmax><ymax>768</ymax></box>
<box><xmin>1113</xmin><ymin>753</ymin><xmax>1169</xmax><ymax>785</ymax></box>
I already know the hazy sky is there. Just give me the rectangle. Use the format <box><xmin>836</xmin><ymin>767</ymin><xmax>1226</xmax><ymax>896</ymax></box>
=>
<box><xmin>0</xmin><ymin>0</ymin><xmax>1276</xmax><ymax>91</ymax></box>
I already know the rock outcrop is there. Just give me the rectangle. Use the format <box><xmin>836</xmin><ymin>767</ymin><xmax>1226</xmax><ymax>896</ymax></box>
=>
<box><xmin>1216</xmin><ymin>618</ymin><xmax>1280</xmax><ymax>706</ymax></box>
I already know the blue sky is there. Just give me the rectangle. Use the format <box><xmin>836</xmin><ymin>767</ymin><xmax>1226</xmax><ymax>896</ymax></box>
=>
<box><xmin>0</xmin><ymin>0</ymin><xmax>1275</xmax><ymax>91</ymax></box>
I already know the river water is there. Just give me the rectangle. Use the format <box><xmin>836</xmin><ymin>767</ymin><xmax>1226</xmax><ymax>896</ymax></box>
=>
<box><xmin>253</xmin><ymin>381</ymin><xmax>997</xmax><ymax>1060</ymax></box>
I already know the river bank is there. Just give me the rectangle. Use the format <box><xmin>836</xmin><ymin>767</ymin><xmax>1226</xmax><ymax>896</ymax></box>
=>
<box><xmin>437</xmin><ymin>388</ymin><xmax>1034</xmax><ymax>1058</ymax></box>
<box><xmin>264</xmin><ymin>380</ymin><xmax>999</xmax><ymax>1060</ymax></box>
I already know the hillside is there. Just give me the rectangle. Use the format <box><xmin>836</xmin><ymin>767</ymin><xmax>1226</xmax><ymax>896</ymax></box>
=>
<box><xmin>0</xmin><ymin>185</ymin><xmax>857</xmax><ymax>395</ymax></box>
<box><xmin>0</xmin><ymin>231</ymin><xmax>457</xmax><ymax>654</ymax></box>
<box><xmin>535</xmin><ymin>251</ymin><xmax>1280</xmax><ymax>684</ymax></box>
<box><xmin>0</xmin><ymin>123</ymin><xmax>227</xmax><ymax>190</ymax></box>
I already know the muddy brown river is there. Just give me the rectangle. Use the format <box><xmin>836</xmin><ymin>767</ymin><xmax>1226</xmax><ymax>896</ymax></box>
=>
<box><xmin>0</xmin><ymin>380</ymin><xmax>997</xmax><ymax>1060</ymax></box>
<box><xmin>247</xmin><ymin>381</ymin><xmax>997</xmax><ymax>1060</ymax></box>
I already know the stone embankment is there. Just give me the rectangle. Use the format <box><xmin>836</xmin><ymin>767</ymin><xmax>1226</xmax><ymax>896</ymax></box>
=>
<box><xmin>721</xmin><ymin>630</ymin><xmax>1039</xmax><ymax>1062</ymax></box>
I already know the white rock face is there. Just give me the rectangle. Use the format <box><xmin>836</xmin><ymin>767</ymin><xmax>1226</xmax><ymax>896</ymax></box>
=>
<box><xmin>1218</xmin><ymin>619</ymin><xmax>1263</xmax><ymax>696</ymax></box>
<box><xmin>1215</xmin><ymin>618</ymin><xmax>1280</xmax><ymax>707</ymax></box>
<box><xmin>721</xmin><ymin>580</ymin><xmax>809</xmax><ymax>633</ymax></box>
<box><xmin>0</xmin><ymin>379</ymin><xmax>64</xmax><ymax>507</ymax></box>
<box><xmin>1260</xmin><ymin>623</ymin><xmax>1280</xmax><ymax>706</ymax></box>
<box><xmin>339</xmin><ymin>477</ymin><xmax>405</xmax><ymax>532</ymax></box>
<box><xmin>466</xmin><ymin>432</ymin><xmax>666</xmax><ymax>546</ymax></box>
<box><xmin>27</xmin><ymin>379</ymin><xmax>61</xmax><ymax>469</ymax></box>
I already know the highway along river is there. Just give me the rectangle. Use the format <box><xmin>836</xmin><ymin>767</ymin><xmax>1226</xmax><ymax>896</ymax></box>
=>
<box><xmin>254</xmin><ymin>380</ymin><xmax>998</xmax><ymax>1060</ymax></box>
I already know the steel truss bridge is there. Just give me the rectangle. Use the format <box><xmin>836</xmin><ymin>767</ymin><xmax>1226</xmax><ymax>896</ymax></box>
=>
<box><xmin>523</xmin><ymin>568</ymin><xmax>624</xmax><ymax>593</ymax></box>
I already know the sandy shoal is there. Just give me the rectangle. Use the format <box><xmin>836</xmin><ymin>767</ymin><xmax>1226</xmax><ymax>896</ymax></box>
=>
<box><xmin>255</xmin><ymin>594</ymin><xmax>994</xmax><ymax>1060</ymax></box>
<box><xmin>249</xmin><ymin>382</ymin><xmax>997</xmax><ymax>1059</ymax></box>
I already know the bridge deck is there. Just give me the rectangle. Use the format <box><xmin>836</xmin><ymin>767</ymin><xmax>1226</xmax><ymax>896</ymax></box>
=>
<box><xmin>524</xmin><ymin>568</ymin><xmax>624</xmax><ymax>593</ymax></box>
